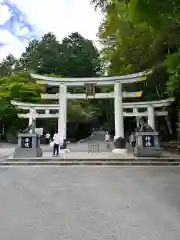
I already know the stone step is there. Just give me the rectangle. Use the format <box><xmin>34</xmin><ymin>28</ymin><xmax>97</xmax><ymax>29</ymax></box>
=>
<box><xmin>1</xmin><ymin>160</ymin><xmax>180</xmax><ymax>166</ymax></box>
<box><xmin>7</xmin><ymin>157</ymin><xmax>180</xmax><ymax>162</ymax></box>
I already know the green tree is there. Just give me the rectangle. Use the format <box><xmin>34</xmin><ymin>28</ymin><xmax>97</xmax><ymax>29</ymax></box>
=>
<box><xmin>165</xmin><ymin>49</ymin><xmax>180</xmax><ymax>100</ymax></box>
<box><xmin>62</xmin><ymin>32</ymin><xmax>101</xmax><ymax>77</ymax></box>
<box><xmin>0</xmin><ymin>54</ymin><xmax>18</xmax><ymax>76</ymax></box>
<box><xmin>0</xmin><ymin>72</ymin><xmax>43</xmax><ymax>102</ymax></box>
<box><xmin>19</xmin><ymin>32</ymin><xmax>101</xmax><ymax>77</ymax></box>
<box><xmin>92</xmin><ymin>0</ymin><xmax>180</xmax><ymax>99</ymax></box>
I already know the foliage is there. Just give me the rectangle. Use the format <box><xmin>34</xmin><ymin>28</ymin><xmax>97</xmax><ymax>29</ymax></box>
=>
<box><xmin>68</xmin><ymin>100</ymin><xmax>99</xmax><ymax>121</ymax></box>
<box><xmin>126</xmin><ymin>0</ymin><xmax>180</xmax><ymax>29</ymax></box>
<box><xmin>165</xmin><ymin>49</ymin><xmax>180</xmax><ymax>99</ymax></box>
<box><xmin>91</xmin><ymin>0</ymin><xmax>180</xmax><ymax>25</ymax></box>
<box><xmin>91</xmin><ymin>0</ymin><xmax>180</xmax><ymax>102</ymax></box>
<box><xmin>0</xmin><ymin>54</ymin><xmax>18</xmax><ymax>76</ymax></box>
<box><xmin>61</xmin><ymin>32</ymin><xmax>102</xmax><ymax>77</ymax></box>
<box><xmin>125</xmin><ymin>0</ymin><xmax>180</xmax><ymax>102</ymax></box>
<box><xmin>91</xmin><ymin>0</ymin><xmax>110</xmax><ymax>11</ymax></box>
<box><xmin>19</xmin><ymin>32</ymin><xmax>101</xmax><ymax>77</ymax></box>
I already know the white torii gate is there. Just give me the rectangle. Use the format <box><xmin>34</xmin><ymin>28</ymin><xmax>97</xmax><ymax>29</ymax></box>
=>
<box><xmin>30</xmin><ymin>71</ymin><xmax>149</xmax><ymax>141</ymax></box>
<box><xmin>11</xmin><ymin>70</ymin><xmax>174</xmax><ymax>154</ymax></box>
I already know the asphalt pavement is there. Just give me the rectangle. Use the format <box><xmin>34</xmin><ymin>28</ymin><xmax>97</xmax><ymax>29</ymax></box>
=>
<box><xmin>81</xmin><ymin>131</ymin><xmax>105</xmax><ymax>143</ymax></box>
<box><xmin>0</xmin><ymin>133</ymin><xmax>180</xmax><ymax>239</ymax></box>
<box><xmin>0</xmin><ymin>166</ymin><xmax>180</xmax><ymax>239</ymax></box>
<box><xmin>0</xmin><ymin>143</ymin><xmax>16</xmax><ymax>161</ymax></box>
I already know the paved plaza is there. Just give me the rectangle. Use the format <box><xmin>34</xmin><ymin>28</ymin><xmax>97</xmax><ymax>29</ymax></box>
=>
<box><xmin>0</xmin><ymin>166</ymin><xmax>180</xmax><ymax>239</ymax></box>
<box><xmin>0</xmin><ymin>133</ymin><xmax>180</xmax><ymax>239</ymax></box>
<box><xmin>0</xmin><ymin>143</ymin><xmax>16</xmax><ymax>161</ymax></box>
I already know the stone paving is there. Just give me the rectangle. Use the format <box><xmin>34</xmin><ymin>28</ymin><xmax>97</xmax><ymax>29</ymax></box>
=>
<box><xmin>0</xmin><ymin>166</ymin><xmax>180</xmax><ymax>239</ymax></box>
<box><xmin>0</xmin><ymin>132</ymin><xmax>180</xmax><ymax>239</ymax></box>
<box><xmin>0</xmin><ymin>143</ymin><xmax>16</xmax><ymax>161</ymax></box>
<box><xmin>10</xmin><ymin>151</ymin><xmax>134</xmax><ymax>160</ymax></box>
<box><xmin>9</xmin><ymin>150</ymin><xmax>180</xmax><ymax>160</ymax></box>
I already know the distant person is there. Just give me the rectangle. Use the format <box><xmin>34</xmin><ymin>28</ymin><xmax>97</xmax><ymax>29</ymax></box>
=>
<box><xmin>52</xmin><ymin>132</ymin><xmax>61</xmax><ymax>156</ymax></box>
<box><xmin>129</xmin><ymin>132</ymin><xmax>136</xmax><ymax>147</ymax></box>
<box><xmin>59</xmin><ymin>136</ymin><xmax>65</xmax><ymax>149</ymax></box>
<box><xmin>105</xmin><ymin>131</ymin><xmax>110</xmax><ymax>148</ymax></box>
<box><xmin>45</xmin><ymin>132</ymin><xmax>50</xmax><ymax>145</ymax></box>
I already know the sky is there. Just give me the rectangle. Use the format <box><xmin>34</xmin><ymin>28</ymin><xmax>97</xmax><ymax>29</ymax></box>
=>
<box><xmin>0</xmin><ymin>0</ymin><xmax>103</xmax><ymax>61</ymax></box>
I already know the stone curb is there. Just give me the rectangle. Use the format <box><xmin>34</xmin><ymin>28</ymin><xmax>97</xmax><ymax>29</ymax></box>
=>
<box><xmin>1</xmin><ymin>160</ymin><xmax>180</xmax><ymax>166</ymax></box>
<box><xmin>6</xmin><ymin>157</ymin><xmax>180</xmax><ymax>161</ymax></box>
<box><xmin>0</xmin><ymin>159</ymin><xmax>180</xmax><ymax>166</ymax></box>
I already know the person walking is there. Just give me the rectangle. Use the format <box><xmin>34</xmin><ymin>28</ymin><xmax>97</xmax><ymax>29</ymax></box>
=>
<box><xmin>52</xmin><ymin>131</ymin><xmax>61</xmax><ymax>156</ymax></box>
<box><xmin>129</xmin><ymin>132</ymin><xmax>136</xmax><ymax>147</ymax></box>
<box><xmin>45</xmin><ymin>132</ymin><xmax>50</xmax><ymax>145</ymax></box>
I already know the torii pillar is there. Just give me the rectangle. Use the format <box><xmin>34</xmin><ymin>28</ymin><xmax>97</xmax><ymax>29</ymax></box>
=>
<box><xmin>114</xmin><ymin>82</ymin><xmax>124</xmax><ymax>139</ymax></box>
<box><xmin>147</xmin><ymin>105</ymin><xmax>155</xmax><ymax>130</ymax></box>
<box><xmin>113</xmin><ymin>81</ymin><xmax>126</xmax><ymax>154</ymax></box>
<box><xmin>58</xmin><ymin>84</ymin><xmax>67</xmax><ymax>139</ymax></box>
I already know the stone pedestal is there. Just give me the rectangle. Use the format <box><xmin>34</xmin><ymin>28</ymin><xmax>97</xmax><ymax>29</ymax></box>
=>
<box><xmin>112</xmin><ymin>137</ymin><xmax>127</xmax><ymax>155</ymax></box>
<box><xmin>134</xmin><ymin>131</ymin><xmax>162</xmax><ymax>157</ymax></box>
<box><xmin>13</xmin><ymin>133</ymin><xmax>42</xmax><ymax>158</ymax></box>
